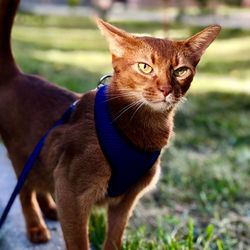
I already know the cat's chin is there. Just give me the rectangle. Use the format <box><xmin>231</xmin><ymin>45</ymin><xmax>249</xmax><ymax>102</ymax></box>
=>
<box><xmin>146</xmin><ymin>100</ymin><xmax>174</xmax><ymax>112</ymax></box>
<box><xmin>145</xmin><ymin>95</ymin><xmax>176</xmax><ymax>112</ymax></box>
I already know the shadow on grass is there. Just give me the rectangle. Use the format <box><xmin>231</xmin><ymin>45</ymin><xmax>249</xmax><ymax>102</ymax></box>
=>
<box><xmin>190</xmin><ymin>26</ymin><xmax>250</xmax><ymax>40</ymax></box>
<box><xmin>13</xmin><ymin>35</ymin><xmax>108</xmax><ymax>52</ymax></box>
<box><xmin>175</xmin><ymin>91</ymin><xmax>250</xmax><ymax>148</ymax></box>
<box><xmin>198</xmin><ymin>59</ymin><xmax>250</xmax><ymax>77</ymax></box>
<box><xmin>16</xmin><ymin>13</ymin><xmax>96</xmax><ymax>29</ymax></box>
<box><xmin>15</xmin><ymin>49</ymin><xmax>100</xmax><ymax>93</ymax></box>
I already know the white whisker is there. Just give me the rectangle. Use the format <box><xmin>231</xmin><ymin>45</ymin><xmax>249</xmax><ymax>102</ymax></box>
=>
<box><xmin>179</xmin><ymin>96</ymin><xmax>187</xmax><ymax>104</ymax></box>
<box><xmin>130</xmin><ymin>101</ymin><xmax>145</xmax><ymax>121</ymax></box>
<box><xmin>105</xmin><ymin>94</ymin><xmax>133</xmax><ymax>102</ymax></box>
<box><xmin>112</xmin><ymin>100</ymin><xmax>142</xmax><ymax>123</ymax></box>
<box><xmin>114</xmin><ymin>100</ymin><xmax>139</xmax><ymax>116</ymax></box>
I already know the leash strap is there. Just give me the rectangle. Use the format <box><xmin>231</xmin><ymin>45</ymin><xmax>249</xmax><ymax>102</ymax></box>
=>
<box><xmin>0</xmin><ymin>100</ymin><xmax>78</xmax><ymax>229</ymax></box>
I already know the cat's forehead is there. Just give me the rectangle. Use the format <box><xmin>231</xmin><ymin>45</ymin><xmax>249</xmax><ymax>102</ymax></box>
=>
<box><xmin>140</xmin><ymin>36</ymin><xmax>173</xmax><ymax>49</ymax></box>
<box><xmin>136</xmin><ymin>36</ymin><xmax>186</xmax><ymax>66</ymax></box>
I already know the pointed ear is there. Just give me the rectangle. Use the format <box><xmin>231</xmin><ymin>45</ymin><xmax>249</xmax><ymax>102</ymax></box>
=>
<box><xmin>185</xmin><ymin>25</ymin><xmax>221</xmax><ymax>62</ymax></box>
<box><xmin>96</xmin><ymin>18</ymin><xmax>136</xmax><ymax>57</ymax></box>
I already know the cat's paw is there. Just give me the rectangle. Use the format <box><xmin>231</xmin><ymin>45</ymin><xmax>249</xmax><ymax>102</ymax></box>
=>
<box><xmin>28</xmin><ymin>226</ymin><xmax>51</xmax><ymax>243</ymax></box>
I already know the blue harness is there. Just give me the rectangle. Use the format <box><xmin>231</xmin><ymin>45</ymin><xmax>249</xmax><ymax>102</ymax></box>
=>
<box><xmin>95</xmin><ymin>85</ymin><xmax>160</xmax><ymax>197</ymax></box>
<box><xmin>0</xmin><ymin>83</ymin><xmax>160</xmax><ymax>229</ymax></box>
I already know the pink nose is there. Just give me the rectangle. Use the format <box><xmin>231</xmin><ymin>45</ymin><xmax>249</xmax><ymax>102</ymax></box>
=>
<box><xmin>159</xmin><ymin>85</ymin><xmax>172</xmax><ymax>97</ymax></box>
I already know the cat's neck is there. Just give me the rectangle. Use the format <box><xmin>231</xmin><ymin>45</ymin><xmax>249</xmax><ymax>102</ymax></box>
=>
<box><xmin>107</xmin><ymin>85</ymin><xmax>174</xmax><ymax>152</ymax></box>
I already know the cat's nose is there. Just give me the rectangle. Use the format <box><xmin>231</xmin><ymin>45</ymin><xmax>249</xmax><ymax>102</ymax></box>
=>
<box><xmin>159</xmin><ymin>85</ymin><xmax>172</xmax><ymax>97</ymax></box>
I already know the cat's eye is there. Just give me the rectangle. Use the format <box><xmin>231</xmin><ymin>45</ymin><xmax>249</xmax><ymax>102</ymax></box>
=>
<box><xmin>173</xmin><ymin>67</ymin><xmax>189</xmax><ymax>78</ymax></box>
<box><xmin>138</xmin><ymin>63</ymin><xmax>153</xmax><ymax>74</ymax></box>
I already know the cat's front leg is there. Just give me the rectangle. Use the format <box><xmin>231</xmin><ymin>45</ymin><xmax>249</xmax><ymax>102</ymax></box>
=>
<box><xmin>104</xmin><ymin>163</ymin><xmax>160</xmax><ymax>250</ymax></box>
<box><xmin>55</xmin><ymin>174</ymin><xmax>93</xmax><ymax>250</ymax></box>
<box><xmin>104</xmin><ymin>192</ymin><xmax>140</xmax><ymax>250</ymax></box>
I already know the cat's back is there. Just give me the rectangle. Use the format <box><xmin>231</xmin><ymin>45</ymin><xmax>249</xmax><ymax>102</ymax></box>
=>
<box><xmin>0</xmin><ymin>72</ymin><xmax>78</xmax><ymax>151</ymax></box>
<box><xmin>61</xmin><ymin>89</ymin><xmax>98</xmax><ymax>149</ymax></box>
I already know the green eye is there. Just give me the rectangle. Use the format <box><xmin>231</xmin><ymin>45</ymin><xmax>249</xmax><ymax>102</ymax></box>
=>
<box><xmin>173</xmin><ymin>67</ymin><xmax>189</xmax><ymax>78</ymax></box>
<box><xmin>138</xmin><ymin>63</ymin><xmax>153</xmax><ymax>74</ymax></box>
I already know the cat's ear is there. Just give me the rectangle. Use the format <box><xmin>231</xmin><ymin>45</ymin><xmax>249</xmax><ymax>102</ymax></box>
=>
<box><xmin>185</xmin><ymin>25</ymin><xmax>221</xmax><ymax>62</ymax></box>
<box><xmin>96</xmin><ymin>18</ymin><xmax>136</xmax><ymax>57</ymax></box>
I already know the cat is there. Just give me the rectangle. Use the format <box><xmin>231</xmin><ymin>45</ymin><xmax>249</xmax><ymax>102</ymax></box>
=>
<box><xmin>0</xmin><ymin>0</ymin><xmax>221</xmax><ymax>249</ymax></box>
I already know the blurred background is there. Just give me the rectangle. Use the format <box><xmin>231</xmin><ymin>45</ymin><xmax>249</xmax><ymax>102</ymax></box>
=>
<box><xmin>6</xmin><ymin>0</ymin><xmax>250</xmax><ymax>249</ymax></box>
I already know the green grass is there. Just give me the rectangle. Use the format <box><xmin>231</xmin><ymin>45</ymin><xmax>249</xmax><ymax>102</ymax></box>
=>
<box><xmin>13</xmin><ymin>13</ymin><xmax>250</xmax><ymax>250</ymax></box>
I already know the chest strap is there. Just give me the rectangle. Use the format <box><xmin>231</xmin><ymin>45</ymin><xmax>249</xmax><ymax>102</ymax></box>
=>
<box><xmin>95</xmin><ymin>85</ymin><xmax>160</xmax><ymax>197</ymax></box>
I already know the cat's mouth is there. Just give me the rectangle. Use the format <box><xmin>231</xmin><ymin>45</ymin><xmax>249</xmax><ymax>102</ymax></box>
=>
<box><xmin>150</xmin><ymin>99</ymin><xmax>167</xmax><ymax>104</ymax></box>
<box><xmin>148</xmin><ymin>92</ymin><xmax>174</xmax><ymax>103</ymax></box>
<box><xmin>145</xmin><ymin>94</ymin><xmax>177</xmax><ymax>111</ymax></box>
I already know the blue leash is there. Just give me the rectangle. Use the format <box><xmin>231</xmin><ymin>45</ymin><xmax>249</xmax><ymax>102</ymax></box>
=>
<box><xmin>0</xmin><ymin>100</ymin><xmax>78</xmax><ymax>229</ymax></box>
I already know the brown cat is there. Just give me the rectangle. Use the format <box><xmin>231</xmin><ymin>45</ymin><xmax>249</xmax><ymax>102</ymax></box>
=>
<box><xmin>0</xmin><ymin>0</ymin><xmax>221</xmax><ymax>249</ymax></box>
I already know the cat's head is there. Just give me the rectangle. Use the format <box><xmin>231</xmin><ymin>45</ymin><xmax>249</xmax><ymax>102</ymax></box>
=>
<box><xmin>97</xmin><ymin>18</ymin><xmax>221</xmax><ymax>111</ymax></box>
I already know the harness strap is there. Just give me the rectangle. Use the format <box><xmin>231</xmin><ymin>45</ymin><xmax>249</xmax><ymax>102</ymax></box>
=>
<box><xmin>0</xmin><ymin>100</ymin><xmax>78</xmax><ymax>229</ymax></box>
<box><xmin>95</xmin><ymin>85</ymin><xmax>160</xmax><ymax>197</ymax></box>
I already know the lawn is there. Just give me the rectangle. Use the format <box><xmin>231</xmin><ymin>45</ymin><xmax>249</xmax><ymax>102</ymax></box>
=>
<box><xmin>12</xmin><ymin>13</ymin><xmax>250</xmax><ymax>249</ymax></box>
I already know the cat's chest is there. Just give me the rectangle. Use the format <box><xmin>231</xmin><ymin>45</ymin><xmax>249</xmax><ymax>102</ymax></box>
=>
<box><xmin>93</xmin><ymin>85</ymin><xmax>161</xmax><ymax>197</ymax></box>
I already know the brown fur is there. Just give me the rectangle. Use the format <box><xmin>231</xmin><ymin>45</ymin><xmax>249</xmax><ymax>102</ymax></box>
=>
<box><xmin>0</xmin><ymin>1</ymin><xmax>221</xmax><ymax>249</ymax></box>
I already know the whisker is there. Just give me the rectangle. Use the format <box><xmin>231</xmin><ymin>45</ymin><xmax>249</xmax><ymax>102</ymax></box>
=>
<box><xmin>179</xmin><ymin>97</ymin><xmax>187</xmax><ymax>104</ymax></box>
<box><xmin>117</xmin><ymin>100</ymin><xmax>142</xmax><ymax>116</ymax></box>
<box><xmin>107</xmin><ymin>88</ymin><xmax>142</xmax><ymax>93</ymax></box>
<box><xmin>112</xmin><ymin>100</ymin><xmax>142</xmax><ymax>123</ymax></box>
<box><xmin>114</xmin><ymin>101</ymin><xmax>139</xmax><ymax>116</ymax></box>
<box><xmin>105</xmin><ymin>94</ymin><xmax>133</xmax><ymax>103</ymax></box>
<box><xmin>130</xmin><ymin>101</ymin><xmax>145</xmax><ymax>122</ymax></box>
<box><xmin>106</xmin><ymin>89</ymin><xmax>142</xmax><ymax>97</ymax></box>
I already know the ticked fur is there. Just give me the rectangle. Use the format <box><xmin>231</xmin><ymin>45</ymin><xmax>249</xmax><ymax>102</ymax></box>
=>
<box><xmin>0</xmin><ymin>1</ymin><xmax>221</xmax><ymax>249</ymax></box>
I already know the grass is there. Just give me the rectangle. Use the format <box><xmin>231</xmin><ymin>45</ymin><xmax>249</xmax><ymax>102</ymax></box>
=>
<box><xmin>12</xmin><ymin>13</ymin><xmax>250</xmax><ymax>249</ymax></box>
